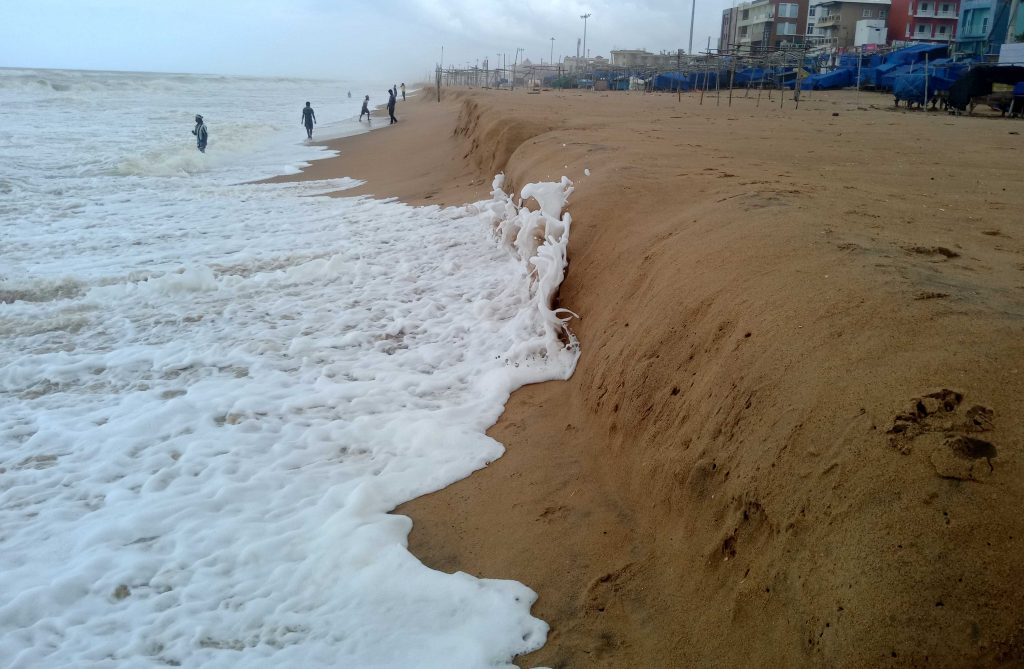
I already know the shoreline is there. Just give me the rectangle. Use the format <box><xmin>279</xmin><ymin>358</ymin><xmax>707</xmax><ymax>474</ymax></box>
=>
<box><xmin>283</xmin><ymin>86</ymin><xmax>1024</xmax><ymax>667</ymax></box>
<box><xmin>263</xmin><ymin>90</ymin><xmax>491</xmax><ymax>206</ymax></box>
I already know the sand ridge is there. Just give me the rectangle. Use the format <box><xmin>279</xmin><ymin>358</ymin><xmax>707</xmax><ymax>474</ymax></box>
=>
<box><xmin>287</xmin><ymin>87</ymin><xmax>1024</xmax><ymax>667</ymax></box>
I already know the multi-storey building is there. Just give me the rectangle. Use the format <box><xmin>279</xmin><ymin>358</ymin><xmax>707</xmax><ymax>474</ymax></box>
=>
<box><xmin>721</xmin><ymin>6</ymin><xmax>741</xmax><ymax>52</ymax></box>
<box><xmin>728</xmin><ymin>0</ymin><xmax>810</xmax><ymax>52</ymax></box>
<box><xmin>814</xmin><ymin>0</ymin><xmax>892</xmax><ymax>47</ymax></box>
<box><xmin>805</xmin><ymin>0</ymin><xmax>829</xmax><ymax>40</ymax></box>
<box><xmin>888</xmin><ymin>0</ymin><xmax>960</xmax><ymax>42</ymax></box>
<box><xmin>956</xmin><ymin>0</ymin><xmax>1012</xmax><ymax>56</ymax></box>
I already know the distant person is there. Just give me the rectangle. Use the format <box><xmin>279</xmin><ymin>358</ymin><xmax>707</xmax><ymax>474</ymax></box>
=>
<box><xmin>359</xmin><ymin>95</ymin><xmax>371</xmax><ymax>122</ymax></box>
<box><xmin>192</xmin><ymin>114</ymin><xmax>208</xmax><ymax>153</ymax></box>
<box><xmin>347</xmin><ymin>90</ymin><xmax>352</xmax><ymax>98</ymax></box>
<box><xmin>387</xmin><ymin>89</ymin><xmax>397</xmax><ymax>124</ymax></box>
<box><xmin>400</xmin><ymin>83</ymin><xmax>406</xmax><ymax>101</ymax></box>
<box><xmin>301</xmin><ymin>101</ymin><xmax>316</xmax><ymax>139</ymax></box>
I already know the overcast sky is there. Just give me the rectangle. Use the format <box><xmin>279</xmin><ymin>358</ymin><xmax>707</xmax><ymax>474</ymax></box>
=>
<box><xmin>1</xmin><ymin>0</ymin><xmax>729</xmax><ymax>81</ymax></box>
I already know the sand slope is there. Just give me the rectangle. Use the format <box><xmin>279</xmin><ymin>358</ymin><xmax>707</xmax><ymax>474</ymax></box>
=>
<box><xmin>291</xmin><ymin>88</ymin><xmax>1024</xmax><ymax>667</ymax></box>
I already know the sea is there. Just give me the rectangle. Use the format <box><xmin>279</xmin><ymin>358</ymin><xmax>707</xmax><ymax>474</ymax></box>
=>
<box><xmin>0</xmin><ymin>68</ymin><xmax>578</xmax><ymax>668</ymax></box>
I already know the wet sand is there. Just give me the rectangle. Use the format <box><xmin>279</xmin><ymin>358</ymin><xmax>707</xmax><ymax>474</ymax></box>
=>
<box><xmin>281</xmin><ymin>87</ymin><xmax>1024</xmax><ymax>667</ymax></box>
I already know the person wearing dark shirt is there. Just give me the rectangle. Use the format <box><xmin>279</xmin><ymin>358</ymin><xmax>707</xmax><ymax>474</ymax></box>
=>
<box><xmin>301</xmin><ymin>102</ymin><xmax>316</xmax><ymax>139</ymax></box>
<box><xmin>359</xmin><ymin>95</ymin><xmax>371</xmax><ymax>123</ymax></box>
<box><xmin>191</xmin><ymin>114</ymin><xmax>208</xmax><ymax>153</ymax></box>
<box><xmin>387</xmin><ymin>89</ymin><xmax>397</xmax><ymax>125</ymax></box>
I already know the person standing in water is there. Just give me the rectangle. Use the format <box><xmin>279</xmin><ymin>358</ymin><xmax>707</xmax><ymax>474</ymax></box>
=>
<box><xmin>359</xmin><ymin>95</ymin><xmax>371</xmax><ymax>123</ymax></box>
<box><xmin>301</xmin><ymin>101</ymin><xmax>316</xmax><ymax>139</ymax></box>
<box><xmin>400</xmin><ymin>83</ymin><xmax>406</xmax><ymax>101</ymax></box>
<box><xmin>387</xmin><ymin>89</ymin><xmax>397</xmax><ymax>124</ymax></box>
<box><xmin>192</xmin><ymin>114</ymin><xmax>208</xmax><ymax>153</ymax></box>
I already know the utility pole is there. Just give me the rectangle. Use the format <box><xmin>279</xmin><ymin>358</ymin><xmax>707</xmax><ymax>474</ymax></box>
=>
<box><xmin>689</xmin><ymin>0</ymin><xmax>695</xmax><ymax>55</ymax></box>
<box><xmin>512</xmin><ymin>47</ymin><xmax>523</xmax><ymax>91</ymax></box>
<box><xmin>550</xmin><ymin>37</ymin><xmax>555</xmax><ymax>66</ymax></box>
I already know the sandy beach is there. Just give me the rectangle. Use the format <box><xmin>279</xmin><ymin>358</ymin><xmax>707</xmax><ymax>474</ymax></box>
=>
<box><xmin>278</xmin><ymin>87</ymin><xmax>1024</xmax><ymax>667</ymax></box>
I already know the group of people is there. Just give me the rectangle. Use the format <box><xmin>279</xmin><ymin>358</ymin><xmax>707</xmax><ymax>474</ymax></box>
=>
<box><xmin>190</xmin><ymin>83</ymin><xmax>407</xmax><ymax>152</ymax></box>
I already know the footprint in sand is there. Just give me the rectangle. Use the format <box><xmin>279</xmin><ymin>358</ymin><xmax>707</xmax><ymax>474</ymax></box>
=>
<box><xmin>887</xmin><ymin>389</ymin><xmax>997</xmax><ymax>481</ymax></box>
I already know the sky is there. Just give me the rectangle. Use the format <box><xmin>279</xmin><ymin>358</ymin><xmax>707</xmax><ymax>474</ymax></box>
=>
<box><xmin>0</xmin><ymin>0</ymin><xmax>729</xmax><ymax>81</ymax></box>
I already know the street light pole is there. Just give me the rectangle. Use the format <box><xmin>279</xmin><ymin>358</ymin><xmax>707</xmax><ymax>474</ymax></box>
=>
<box><xmin>550</xmin><ymin>37</ymin><xmax>555</xmax><ymax>66</ymax></box>
<box><xmin>689</xmin><ymin>0</ymin><xmax>695</xmax><ymax>54</ymax></box>
<box><xmin>581</xmin><ymin>13</ymin><xmax>591</xmax><ymax>73</ymax></box>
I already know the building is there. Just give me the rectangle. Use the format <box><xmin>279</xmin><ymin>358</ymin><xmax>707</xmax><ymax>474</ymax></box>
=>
<box><xmin>888</xmin><ymin>0</ymin><xmax>960</xmax><ymax>42</ymax></box>
<box><xmin>805</xmin><ymin>0</ymin><xmax>829</xmax><ymax>41</ymax></box>
<box><xmin>720</xmin><ymin>6</ymin><xmax>741</xmax><ymax>52</ymax></box>
<box><xmin>562</xmin><ymin>55</ymin><xmax>609</xmax><ymax>72</ymax></box>
<box><xmin>814</xmin><ymin>0</ymin><xmax>892</xmax><ymax>47</ymax></box>
<box><xmin>1000</xmin><ymin>0</ymin><xmax>1024</xmax><ymax>60</ymax></box>
<box><xmin>610</xmin><ymin>49</ymin><xmax>682</xmax><ymax>68</ymax></box>
<box><xmin>1008</xmin><ymin>0</ymin><xmax>1024</xmax><ymax>41</ymax></box>
<box><xmin>956</xmin><ymin>0</ymin><xmax>1012</xmax><ymax>56</ymax></box>
<box><xmin>731</xmin><ymin>0</ymin><xmax>811</xmax><ymax>52</ymax></box>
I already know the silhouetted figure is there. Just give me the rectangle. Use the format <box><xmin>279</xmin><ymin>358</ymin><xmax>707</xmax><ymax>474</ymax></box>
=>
<box><xmin>301</xmin><ymin>101</ymin><xmax>316</xmax><ymax>139</ymax></box>
<box><xmin>192</xmin><ymin>114</ymin><xmax>208</xmax><ymax>153</ymax></box>
<box><xmin>359</xmin><ymin>95</ymin><xmax>371</xmax><ymax>122</ymax></box>
<box><xmin>400</xmin><ymin>83</ymin><xmax>406</xmax><ymax>101</ymax></box>
<box><xmin>387</xmin><ymin>89</ymin><xmax>397</xmax><ymax>124</ymax></box>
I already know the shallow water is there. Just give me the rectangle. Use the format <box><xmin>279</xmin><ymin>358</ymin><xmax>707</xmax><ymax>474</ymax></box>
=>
<box><xmin>0</xmin><ymin>69</ymin><xmax>577</xmax><ymax>668</ymax></box>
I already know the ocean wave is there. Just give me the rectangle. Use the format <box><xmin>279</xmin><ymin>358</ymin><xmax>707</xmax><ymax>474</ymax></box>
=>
<box><xmin>0</xmin><ymin>69</ymin><xmax>349</xmax><ymax>94</ymax></box>
<box><xmin>0</xmin><ymin>277</ymin><xmax>87</xmax><ymax>304</ymax></box>
<box><xmin>111</xmin><ymin>122</ymin><xmax>284</xmax><ymax>176</ymax></box>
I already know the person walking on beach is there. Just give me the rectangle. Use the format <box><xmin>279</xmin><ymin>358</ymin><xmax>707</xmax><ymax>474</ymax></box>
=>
<box><xmin>400</xmin><ymin>83</ymin><xmax>406</xmax><ymax>101</ymax></box>
<box><xmin>387</xmin><ymin>89</ymin><xmax>397</xmax><ymax>125</ymax></box>
<box><xmin>301</xmin><ymin>101</ymin><xmax>316</xmax><ymax>139</ymax></box>
<box><xmin>192</xmin><ymin>114</ymin><xmax>208</xmax><ymax>153</ymax></box>
<box><xmin>359</xmin><ymin>95</ymin><xmax>371</xmax><ymax>123</ymax></box>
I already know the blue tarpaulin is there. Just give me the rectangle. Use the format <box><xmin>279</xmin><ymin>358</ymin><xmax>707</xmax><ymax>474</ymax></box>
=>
<box><xmin>652</xmin><ymin>72</ymin><xmax>691</xmax><ymax>91</ymax></box>
<box><xmin>892</xmin><ymin>73</ymin><xmax>961</xmax><ymax>102</ymax></box>
<box><xmin>884</xmin><ymin>42</ymin><xmax>948</xmax><ymax>66</ymax></box>
<box><xmin>788</xmin><ymin>68</ymin><xmax>855</xmax><ymax>90</ymax></box>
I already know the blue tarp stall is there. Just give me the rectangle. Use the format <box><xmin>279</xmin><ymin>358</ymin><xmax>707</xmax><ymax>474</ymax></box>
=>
<box><xmin>731</xmin><ymin>68</ymin><xmax>767</xmax><ymax>86</ymax></box>
<box><xmin>652</xmin><ymin>72</ymin><xmax>691</xmax><ymax>91</ymax></box>
<box><xmin>661</xmin><ymin>70</ymin><xmax>723</xmax><ymax>90</ymax></box>
<box><xmin>884</xmin><ymin>42</ymin><xmax>948</xmax><ymax>66</ymax></box>
<box><xmin>838</xmin><ymin>52</ymin><xmax>884</xmax><ymax>69</ymax></box>
<box><xmin>788</xmin><ymin>68</ymin><xmax>856</xmax><ymax>90</ymax></box>
<box><xmin>691</xmin><ymin>70</ymin><xmax>720</xmax><ymax>89</ymax></box>
<box><xmin>837</xmin><ymin>44</ymin><xmax>955</xmax><ymax>90</ymax></box>
<box><xmin>875</xmin><ymin>63</ymin><xmax>912</xmax><ymax>90</ymax></box>
<box><xmin>891</xmin><ymin>74</ymin><xmax>930</xmax><ymax>103</ymax></box>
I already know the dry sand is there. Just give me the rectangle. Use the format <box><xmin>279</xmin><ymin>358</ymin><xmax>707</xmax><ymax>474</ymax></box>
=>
<box><xmin>279</xmin><ymin>87</ymin><xmax>1024</xmax><ymax>667</ymax></box>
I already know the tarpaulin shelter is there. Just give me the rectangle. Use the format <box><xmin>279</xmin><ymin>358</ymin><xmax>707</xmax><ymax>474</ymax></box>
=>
<box><xmin>652</xmin><ymin>72</ymin><xmax>691</xmax><ymax>91</ymax></box>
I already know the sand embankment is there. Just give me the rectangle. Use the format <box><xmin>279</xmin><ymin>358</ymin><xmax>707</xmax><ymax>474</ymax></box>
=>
<box><xmin>286</xmin><ymin>87</ymin><xmax>1024</xmax><ymax>667</ymax></box>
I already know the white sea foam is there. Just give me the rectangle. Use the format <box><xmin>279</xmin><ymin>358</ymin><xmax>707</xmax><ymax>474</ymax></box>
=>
<box><xmin>0</xmin><ymin>69</ymin><xmax>578</xmax><ymax>668</ymax></box>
